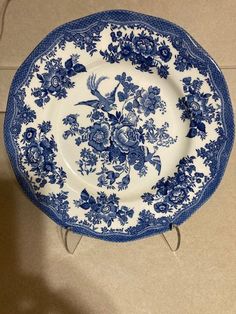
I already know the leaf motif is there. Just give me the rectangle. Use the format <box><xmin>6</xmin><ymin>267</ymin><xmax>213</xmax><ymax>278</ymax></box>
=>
<box><xmin>65</xmin><ymin>58</ymin><xmax>73</xmax><ymax>69</ymax></box>
<box><xmin>197</xmin><ymin>122</ymin><xmax>206</xmax><ymax>132</ymax></box>
<box><xmin>80</xmin><ymin>189</ymin><xmax>89</xmax><ymax>201</ymax></box>
<box><xmin>36</xmin><ymin>73</ymin><xmax>44</xmax><ymax>82</ymax></box>
<box><xmin>80</xmin><ymin>202</ymin><xmax>90</xmax><ymax>210</ymax></box>
<box><xmin>118</xmin><ymin>91</ymin><xmax>126</xmax><ymax>102</ymax></box>
<box><xmin>153</xmin><ymin>155</ymin><xmax>161</xmax><ymax>174</ymax></box>
<box><xmin>89</xmin><ymin>196</ymin><xmax>96</xmax><ymax>205</ymax></box>
<box><xmin>108</xmin><ymin>113</ymin><xmax>118</xmax><ymax>125</ymax></box>
<box><xmin>187</xmin><ymin>128</ymin><xmax>197</xmax><ymax>138</ymax></box>
<box><xmin>190</xmin><ymin>120</ymin><xmax>197</xmax><ymax>127</ymax></box>
<box><xmin>74</xmin><ymin>63</ymin><xmax>87</xmax><ymax>73</ymax></box>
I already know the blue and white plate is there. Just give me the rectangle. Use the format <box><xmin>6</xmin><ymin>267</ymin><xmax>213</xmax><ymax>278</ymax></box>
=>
<box><xmin>4</xmin><ymin>10</ymin><xmax>234</xmax><ymax>241</ymax></box>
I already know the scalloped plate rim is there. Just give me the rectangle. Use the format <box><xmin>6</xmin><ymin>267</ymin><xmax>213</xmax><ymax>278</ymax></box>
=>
<box><xmin>4</xmin><ymin>9</ymin><xmax>235</xmax><ymax>242</ymax></box>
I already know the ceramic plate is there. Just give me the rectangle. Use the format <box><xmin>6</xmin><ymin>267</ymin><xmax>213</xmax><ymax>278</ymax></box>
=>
<box><xmin>4</xmin><ymin>10</ymin><xmax>234</xmax><ymax>241</ymax></box>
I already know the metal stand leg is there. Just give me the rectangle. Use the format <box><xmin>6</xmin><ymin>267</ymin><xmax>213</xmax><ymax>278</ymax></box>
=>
<box><xmin>60</xmin><ymin>225</ymin><xmax>180</xmax><ymax>254</ymax></box>
<box><xmin>60</xmin><ymin>227</ymin><xmax>83</xmax><ymax>254</ymax></box>
<box><xmin>161</xmin><ymin>224</ymin><xmax>181</xmax><ymax>252</ymax></box>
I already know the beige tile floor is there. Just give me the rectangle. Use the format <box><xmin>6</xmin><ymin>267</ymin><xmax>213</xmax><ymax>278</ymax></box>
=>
<box><xmin>0</xmin><ymin>1</ymin><xmax>236</xmax><ymax>313</ymax></box>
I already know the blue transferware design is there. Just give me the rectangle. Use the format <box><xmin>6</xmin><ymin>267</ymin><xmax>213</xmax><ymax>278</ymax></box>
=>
<box><xmin>74</xmin><ymin>189</ymin><xmax>134</xmax><ymax>228</ymax></box>
<box><xmin>63</xmin><ymin>72</ymin><xmax>176</xmax><ymax>190</ymax></box>
<box><xmin>141</xmin><ymin>156</ymin><xmax>207</xmax><ymax>211</ymax></box>
<box><xmin>21</xmin><ymin>121</ymin><xmax>67</xmax><ymax>190</ymax></box>
<box><xmin>36</xmin><ymin>191</ymin><xmax>78</xmax><ymax>224</ymax></box>
<box><xmin>4</xmin><ymin>10</ymin><xmax>234</xmax><ymax>242</ymax></box>
<box><xmin>100</xmin><ymin>28</ymin><xmax>172</xmax><ymax>78</ymax></box>
<box><xmin>176</xmin><ymin>77</ymin><xmax>220</xmax><ymax>139</ymax></box>
<box><xmin>31</xmin><ymin>55</ymin><xmax>86</xmax><ymax>107</ymax></box>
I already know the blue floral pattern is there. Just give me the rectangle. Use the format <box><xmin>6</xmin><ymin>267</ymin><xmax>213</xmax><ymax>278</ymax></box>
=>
<box><xmin>141</xmin><ymin>156</ymin><xmax>208</xmax><ymax>213</ymax></box>
<box><xmin>10</xmin><ymin>89</ymin><xmax>36</xmax><ymax>137</ymax></box>
<box><xmin>100</xmin><ymin>28</ymin><xmax>172</xmax><ymax>78</ymax></box>
<box><xmin>58</xmin><ymin>22</ymin><xmax>210</xmax><ymax>80</ymax></box>
<box><xmin>197</xmin><ymin>127</ymin><xmax>226</xmax><ymax>175</ymax></box>
<box><xmin>36</xmin><ymin>191</ymin><xmax>78</xmax><ymax>224</ymax></box>
<box><xmin>169</xmin><ymin>35</ymin><xmax>208</xmax><ymax>76</ymax></box>
<box><xmin>31</xmin><ymin>54</ymin><xmax>86</xmax><ymax>107</ymax></box>
<box><xmin>21</xmin><ymin>121</ymin><xmax>67</xmax><ymax>190</ymax></box>
<box><xmin>74</xmin><ymin>189</ymin><xmax>134</xmax><ymax>228</ymax></box>
<box><xmin>176</xmin><ymin>77</ymin><xmax>220</xmax><ymax>139</ymax></box>
<box><xmin>63</xmin><ymin>72</ymin><xmax>177</xmax><ymax>190</ymax></box>
<box><xmin>5</xmin><ymin>11</ymin><xmax>233</xmax><ymax>241</ymax></box>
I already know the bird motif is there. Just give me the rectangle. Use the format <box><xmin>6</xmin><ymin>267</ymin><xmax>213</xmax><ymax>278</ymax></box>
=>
<box><xmin>75</xmin><ymin>73</ymin><xmax>120</xmax><ymax>112</ymax></box>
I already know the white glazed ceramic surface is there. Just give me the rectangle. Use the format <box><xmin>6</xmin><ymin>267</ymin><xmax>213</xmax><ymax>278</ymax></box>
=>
<box><xmin>4</xmin><ymin>11</ymin><xmax>234</xmax><ymax>241</ymax></box>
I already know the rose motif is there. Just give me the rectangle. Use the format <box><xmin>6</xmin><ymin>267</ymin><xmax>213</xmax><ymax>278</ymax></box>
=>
<box><xmin>169</xmin><ymin>187</ymin><xmax>186</xmax><ymax>204</ymax></box>
<box><xmin>88</xmin><ymin>122</ymin><xmax>110</xmax><ymax>151</ymax></box>
<box><xmin>112</xmin><ymin>124</ymin><xmax>140</xmax><ymax>153</ymax></box>
<box><xmin>25</xmin><ymin>144</ymin><xmax>43</xmax><ymax>168</ymax></box>
<box><xmin>133</xmin><ymin>35</ymin><xmax>157</xmax><ymax>56</ymax></box>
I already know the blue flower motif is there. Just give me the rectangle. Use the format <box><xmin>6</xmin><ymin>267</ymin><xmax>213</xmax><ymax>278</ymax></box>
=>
<box><xmin>77</xmin><ymin>148</ymin><xmax>98</xmax><ymax>175</ymax></box>
<box><xmin>177</xmin><ymin>77</ymin><xmax>216</xmax><ymax>139</ymax></box>
<box><xmin>139</xmin><ymin>86</ymin><xmax>164</xmax><ymax>116</ymax></box>
<box><xmin>43</xmin><ymin>161</ymin><xmax>55</xmax><ymax>173</ymax></box>
<box><xmin>154</xmin><ymin>202</ymin><xmax>170</xmax><ymax>213</ymax></box>
<box><xmin>63</xmin><ymin>114</ymin><xmax>78</xmax><ymax>126</ymax></box>
<box><xmin>109</xmin><ymin>145</ymin><xmax>126</xmax><ymax>163</ymax></box>
<box><xmin>22</xmin><ymin>122</ymin><xmax>66</xmax><ymax>189</ymax></box>
<box><xmin>142</xmin><ymin>155</ymin><xmax>207</xmax><ymax>212</ymax></box>
<box><xmin>63</xmin><ymin>72</ymin><xmax>176</xmax><ymax>190</ymax></box>
<box><xmin>157</xmin><ymin>65</ymin><xmax>169</xmax><ymax>79</ymax></box>
<box><xmin>158</xmin><ymin>45</ymin><xmax>172</xmax><ymax>62</ymax></box>
<box><xmin>141</xmin><ymin>192</ymin><xmax>154</xmax><ymax>205</ymax></box>
<box><xmin>91</xmin><ymin>110</ymin><xmax>104</xmax><ymax>120</ymax></box>
<box><xmin>100</xmin><ymin>26</ymin><xmax>172</xmax><ymax>77</ymax></box>
<box><xmin>23</xmin><ymin>127</ymin><xmax>37</xmax><ymax>142</ymax></box>
<box><xmin>197</xmin><ymin>129</ymin><xmax>225</xmax><ymax>175</ymax></box>
<box><xmin>117</xmin><ymin>174</ymin><xmax>130</xmax><ymax>191</ymax></box>
<box><xmin>37</xmin><ymin>191</ymin><xmax>78</xmax><ymax>224</ymax></box>
<box><xmin>120</xmin><ymin>43</ymin><xmax>133</xmax><ymax>60</ymax></box>
<box><xmin>176</xmin><ymin>172</ymin><xmax>187</xmax><ymax>184</ymax></box>
<box><xmin>32</xmin><ymin>56</ymin><xmax>86</xmax><ymax>107</ymax></box>
<box><xmin>133</xmin><ymin>34</ymin><xmax>157</xmax><ymax>56</ymax></box>
<box><xmin>39</xmin><ymin>121</ymin><xmax>52</xmax><ymax>134</ymax></box>
<box><xmin>25</xmin><ymin>144</ymin><xmax>43</xmax><ymax>168</ymax></box>
<box><xmin>88</xmin><ymin>122</ymin><xmax>110</xmax><ymax>151</ymax></box>
<box><xmin>18</xmin><ymin>105</ymin><xmax>36</xmax><ymax>124</ymax></box>
<box><xmin>75</xmin><ymin>190</ymin><xmax>133</xmax><ymax>227</ymax></box>
<box><xmin>168</xmin><ymin>187</ymin><xmax>187</xmax><ymax>204</ymax></box>
<box><xmin>138</xmin><ymin>210</ymin><xmax>157</xmax><ymax>226</ymax></box>
<box><xmin>112</xmin><ymin>124</ymin><xmax>140</xmax><ymax>153</ymax></box>
<box><xmin>91</xmin><ymin>199</ymin><xmax>118</xmax><ymax>226</ymax></box>
<box><xmin>174</xmin><ymin>49</ymin><xmax>193</xmax><ymax>72</ymax></box>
